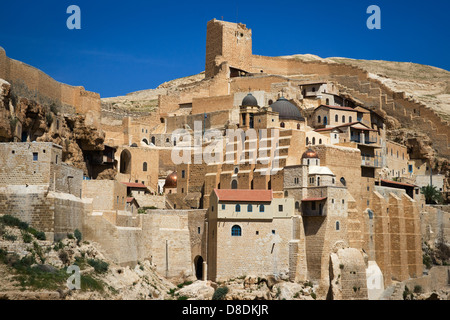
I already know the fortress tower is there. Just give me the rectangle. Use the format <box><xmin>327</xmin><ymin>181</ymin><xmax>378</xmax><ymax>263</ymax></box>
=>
<box><xmin>205</xmin><ymin>19</ymin><xmax>253</xmax><ymax>78</ymax></box>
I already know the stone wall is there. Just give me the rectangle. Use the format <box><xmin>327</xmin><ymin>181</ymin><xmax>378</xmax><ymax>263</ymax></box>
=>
<box><xmin>0</xmin><ymin>47</ymin><xmax>102</xmax><ymax>127</ymax></box>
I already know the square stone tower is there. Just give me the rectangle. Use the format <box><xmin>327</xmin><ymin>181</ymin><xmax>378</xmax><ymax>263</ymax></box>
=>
<box><xmin>205</xmin><ymin>19</ymin><xmax>253</xmax><ymax>78</ymax></box>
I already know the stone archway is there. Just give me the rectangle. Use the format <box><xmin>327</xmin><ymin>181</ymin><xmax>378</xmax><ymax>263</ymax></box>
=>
<box><xmin>194</xmin><ymin>255</ymin><xmax>204</xmax><ymax>280</ymax></box>
<box><xmin>119</xmin><ymin>149</ymin><xmax>132</xmax><ymax>174</ymax></box>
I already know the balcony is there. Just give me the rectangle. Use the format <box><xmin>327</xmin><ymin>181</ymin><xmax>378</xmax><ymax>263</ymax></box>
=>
<box><xmin>361</xmin><ymin>156</ymin><xmax>381</xmax><ymax>168</ymax></box>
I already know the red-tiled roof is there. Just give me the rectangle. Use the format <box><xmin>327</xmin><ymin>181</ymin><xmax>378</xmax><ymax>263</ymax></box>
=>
<box><xmin>317</xmin><ymin>105</ymin><xmax>357</xmax><ymax>112</ymax></box>
<box><xmin>122</xmin><ymin>182</ymin><xmax>147</xmax><ymax>189</ymax></box>
<box><xmin>302</xmin><ymin>197</ymin><xmax>327</xmax><ymax>202</ymax></box>
<box><xmin>214</xmin><ymin>189</ymin><xmax>273</xmax><ymax>202</ymax></box>
<box><xmin>126</xmin><ymin>197</ymin><xmax>135</xmax><ymax>203</ymax></box>
<box><xmin>380</xmin><ymin>179</ymin><xmax>417</xmax><ymax>188</ymax></box>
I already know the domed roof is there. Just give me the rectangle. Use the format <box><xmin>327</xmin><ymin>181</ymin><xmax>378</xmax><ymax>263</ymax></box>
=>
<box><xmin>270</xmin><ymin>97</ymin><xmax>305</xmax><ymax>121</ymax></box>
<box><xmin>302</xmin><ymin>148</ymin><xmax>319</xmax><ymax>159</ymax></box>
<box><xmin>164</xmin><ymin>171</ymin><xmax>177</xmax><ymax>188</ymax></box>
<box><xmin>241</xmin><ymin>93</ymin><xmax>259</xmax><ymax>107</ymax></box>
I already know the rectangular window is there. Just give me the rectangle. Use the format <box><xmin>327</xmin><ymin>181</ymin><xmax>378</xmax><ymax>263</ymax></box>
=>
<box><xmin>182</xmin><ymin>170</ymin><xmax>185</xmax><ymax>178</ymax></box>
<box><xmin>33</xmin><ymin>152</ymin><xmax>38</xmax><ymax>161</ymax></box>
<box><xmin>278</xmin><ymin>205</ymin><xmax>283</xmax><ymax>212</ymax></box>
<box><xmin>221</xmin><ymin>204</ymin><xmax>225</xmax><ymax>210</ymax></box>
<box><xmin>197</xmin><ymin>227</ymin><xmax>201</xmax><ymax>234</ymax></box>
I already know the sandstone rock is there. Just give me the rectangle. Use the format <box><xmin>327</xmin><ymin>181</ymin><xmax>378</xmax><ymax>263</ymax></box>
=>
<box><xmin>177</xmin><ymin>280</ymin><xmax>215</xmax><ymax>300</ymax></box>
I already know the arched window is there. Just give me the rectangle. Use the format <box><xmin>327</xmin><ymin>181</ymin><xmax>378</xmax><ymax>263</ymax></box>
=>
<box><xmin>312</xmin><ymin>137</ymin><xmax>316</xmax><ymax>145</ymax></box>
<box><xmin>335</xmin><ymin>114</ymin><xmax>338</xmax><ymax>122</ymax></box>
<box><xmin>323</xmin><ymin>116</ymin><xmax>328</xmax><ymax>125</ymax></box>
<box><xmin>231</xmin><ymin>180</ymin><xmax>238</xmax><ymax>189</ymax></box>
<box><xmin>297</xmin><ymin>123</ymin><xmax>301</xmax><ymax>130</ymax></box>
<box><xmin>247</xmin><ymin>204</ymin><xmax>252</xmax><ymax>212</ymax></box>
<box><xmin>340</xmin><ymin>177</ymin><xmax>346</xmax><ymax>186</ymax></box>
<box><xmin>342</xmin><ymin>115</ymin><xmax>346</xmax><ymax>123</ymax></box>
<box><xmin>280</xmin><ymin>122</ymin><xmax>285</xmax><ymax>128</ymax></box>
<box><xmin>259</xmin><ymin>205</ymin><xmax>265</xmax><ymax>213</ymax></box>
<box><xmin>336</xmin><ymin>221</ymin><xmax>340</xmax><ymax>231</ymax></box>
<box><xmin>143</xmin><ymin>162</ymin><xmax>148</xmax><ymax>172</ymax></box>
<box><xmin>319</xmin><ymin>139</ymin><xmax>322</xmax><ymax>144</ymax></box>
<box><xmin>326</xmin><ymin>98</ymin><xmax>330</xmax><ymax>105</ymax></box>
<box><xmin>306</xmin><ymin>137</ymin><xmax>309</xmax><ymax>145</ymax></box>
<box><xmin>151</xmin><ymin>137</ymin><xmax>156</xmax><ymax>145</ymax></box>
<box><xmin>318</xmin><ymin>116</ymin><xmax>321</xmax><ymax>123</ymax></box>
<box><xmin>349</xmin><ymin>116</ymin><xmax>352</xmax><ymax>123</ymax></box>
<box><xmin>295</xmin><ymin>202</ymin><xmax>300</xmax><ymax>210</ymax></box>
<box><xmin>231</xmin><ymin>225</ymin><xmax>242</xmax><ymax>236</ymax></box>
<box><xmin>317</xmin><ymin>177</ymin><xmax>321</xmax><ymax>186</ymax></box>
<box><xmin>142</xmin><ymin>138</ymin><xmax>149</xmax><ymax>145</ymax></box>
<box><xmin>235</xmin><ymin>204</ymin><xmax>241</xmax><ymax>212</ymax></box>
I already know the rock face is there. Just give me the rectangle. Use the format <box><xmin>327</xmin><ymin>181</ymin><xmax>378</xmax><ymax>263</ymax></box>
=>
<box><xmin>0</xmin><ymin>77</ymin><xmax>106</xmax><ymax>176</ymax></box>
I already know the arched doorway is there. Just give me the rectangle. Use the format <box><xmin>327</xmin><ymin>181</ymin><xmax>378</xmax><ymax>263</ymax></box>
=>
<box><xmin>119</xmin><ymin>149</ymin><xmax>132</xmax><ymax>174</ymax></box>
<box><xmin>194</xmin><ymin>255</ymin><xmax>204</xmax><ymax>280</ymax></box>
<box><xmin>231</xmin><ymin>180</ymin><xmax>238</xmax><ymax>189</ymax></box>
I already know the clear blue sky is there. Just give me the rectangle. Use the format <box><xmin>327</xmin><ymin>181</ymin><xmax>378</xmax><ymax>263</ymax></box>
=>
<box><xmin>0</xmin><ymin>0</ymin><xmax>448</xmax><ymax>98</ymax></box>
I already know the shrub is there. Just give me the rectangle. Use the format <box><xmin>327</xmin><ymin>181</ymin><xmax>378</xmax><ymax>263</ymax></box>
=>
<box><xmin>177</xmin><ymin>280</ymin><xmax>193</xmax><ymax>289</ymax></box>
<box><xmin>87</xmin><ymin>259</ymin><xmax>109</xmax><ymax>273</ymax></box>
<box><xmin>3</xmin><ymin>233</ymin><xmax>17</xmax><ymax>242</ymax></box>
<box><xmin>22</xmin><ymin>231</ymin><xmax>32</xmax><ymax>244</ymax></box>
<box><xmin>413</xmin><ymin>285</ymin><xmax>422</xmax><ymax>294</ymax></box>
<box><xmin>0</xmin><ymin>215</ymin><xmax>22</xmax><ymax>227</ymax></box>
<box><xmin>212</xmin><ymin>286</ymin><xmax>229</xmax><ymax>300</ymax></box>
<box><xmin>59</xmin><ymin>251</ymin><xmax>70</xmax><ymax>265</ymax></box>
<box><xmin>74</xmin><ymin>229</ymin><xmax>82</xmax><ymax>245</ymax></box>
<box><xmin>28</xmin><ymin>228</ymin><xmax>46</xmax><ymax>241</ymax></box>
<box><xmin>310</xmin><ymin>292</ymin><xmax>317</xmax><ymax>300</ymax></box>
<box><xmin>67</xmin><ymin>233</ymin><xmax>74</xmax><ymax>240</ymax></box>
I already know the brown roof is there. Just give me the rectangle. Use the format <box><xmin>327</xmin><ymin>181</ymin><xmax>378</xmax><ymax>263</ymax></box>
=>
<box><xmin>302</xmin><ymin>197</ymin><xmax>327</xmax><ymax>202</ymax></box>
<box><xmin>126</xmin><ymin>197</ymin><xmax>135</xmax><ymax>203</ymax></box>
<box><xmin>380</xmin><ymin>179</ymin><xmax>417</xmax><ymax>188</ymax></box>
<box><xmin>317</xmin><ymin>105</ymin><xmax>357</xmax><ymax>112</ymax></box>
<box><xmin>214</xmin><ymin>189</ymin><xmax>273</xmax><ymax>202</ymax></box>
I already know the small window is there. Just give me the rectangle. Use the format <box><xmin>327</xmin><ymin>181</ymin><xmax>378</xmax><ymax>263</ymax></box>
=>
<box><xmin>319</xmin><ymin>139</ymin><xmax>322</xmax><ymax>144</ymax></box>
<box><xmin>182</xmin><ymin>170</ymin><xmax>185</xmax><ymax>178</ymax></box>
<box><xmin>181</xmin><ymin>188</ymin><xmax>184</xmax><ymax>194</ymax></box>
<box><xmin>197</xmin><ymin>227</ymin><xmax>201</xmax><ymax>234</ymax></box>
<box><xmin>278</xmin><ymin>205</ymin><xmax>283</xmax><ymax>212</ymax></box>
<box><xmin>312</xmin><ymin>137</ymin><xmax>316</xmax><ymax>145</ymax></box>
<box><xmin>56</xmin><ymin>155</ymin><xmax>58</xmax><ymax>164</ymax></box>
<box><xmin>256</xmin><ymin>231</ymin><xmax>259</xmax><ymax>235</ymax></box>
<box><xmin>211</xmin><ymin>206</ymin><xmax>214</xmax><ymax>212</ymax></box>
<box><xmin>259</xmin><ymin>205</ymin><xmax>265</xmax><ymax>213</ymax></box>
<box><xmin>295</xmin><ymin>202</ymin><xmax>300</xmax><ymax>209</ymax></box>
<box><xmin>336</xmin><ymin>221</ymin><xmax>340</xmax><ymax>231</ymax></box>
<box><xmin>318</xmin><ymin>116</ymin><xmax>321</xmax><ymax>123</ymax></box>
<box><xmin>143</xmin><ymin>162</ymin><xmax>148</xmax><ymax>172</ymax></box>
<box><xmin>231</xmin><ymin>225</ymin><xmax>242</xmax><ymax>236</ymax></box>
<box><xmin>335</xmin><ymin>115</ymin><xmax>338</xmax><ymax>122</ymax></box>
<box><xmin>222</xmin><ymin>204</ymin><xmax>225</xmax><ymax>210</ymax></box>
<box><xmin>248</xmin><ymin>204</ymin><xmax>252</xmax><ymax>212</ymax></box>
<box><xmin>342</xmin><ymin>115</ymin><xmax>345</xmax><ymax>123</ymax></box>
<box><xmin>236</xmin><ymin>204</ymin><xmax>241</xmax><ymax>212</ymax></box>
<box><xmin>272</xmin><ymin>230</ymin><xmax>276</xmax><ymax>235</ymax></box>
<box><xmin>349</xmin><ymin>116</ymin><xmax>352</xmax><ymax>123</ymax></box>
<box><xmin>33</xmin><ymin>152</ymin><xmax>38</xmax><ymax>161</ymax></box>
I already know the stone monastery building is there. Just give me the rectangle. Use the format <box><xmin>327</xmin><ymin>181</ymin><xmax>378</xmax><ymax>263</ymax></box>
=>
<box><xmin>1</xmin><ymin>18</ymin><xmax>448</xmax><ymax>300</ymax></box>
